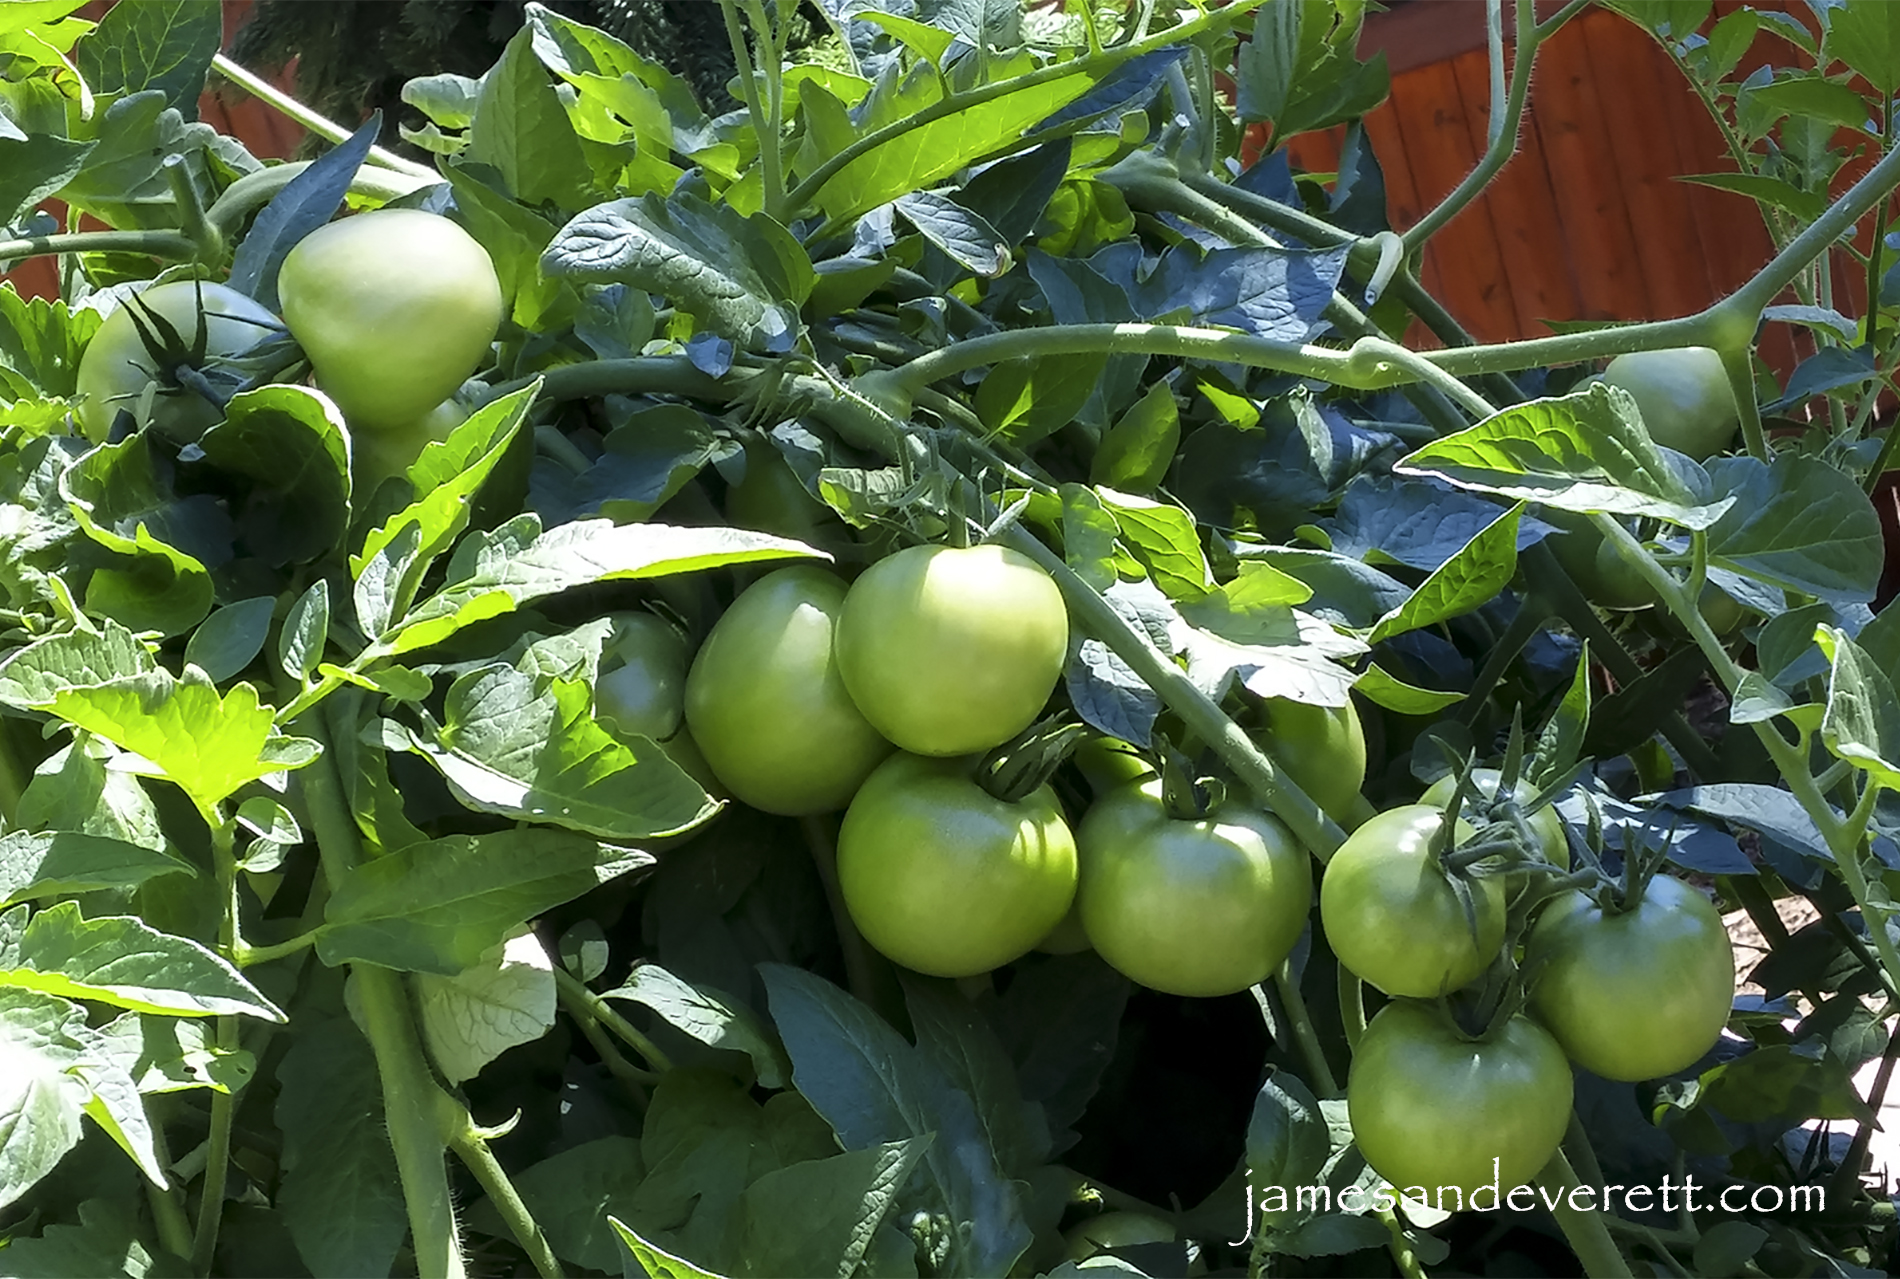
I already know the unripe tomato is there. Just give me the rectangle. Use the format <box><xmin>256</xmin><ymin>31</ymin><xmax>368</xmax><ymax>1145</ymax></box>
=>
<box><xmin>836</xmin><ymin>544</ymin><xmax>1068</xmax><ymax>756</ymax></box>
<box><xmin>1035</xmin><ymin>903</ymin><xmax>1092</xmax><ymax>955</ymax></box>
<box><xmin>594</xmin><ymin>612</ymin><xmax>688</xmax><ymax>743</ymax></box>
<box><xmin>1348</xmin><ymin>1002</ymin><xmax>1573</xmax><ymax>1197</ymax></box>
<box><xmin>75</xmin><ymin>280</ymin><xmax>280</xmax><ymax>443</ymax></box>
<box><xmin>836</xmin><ymin>752</ymin><xmax>1077</xmax><ymax>977</ymax></box>
<box><xmin>1421</xmin><ymin>769</ymin><xmax>1568</xmax><ymax>869</ymax></box>
<box><xmin>1527</xmin><ymin>875</ymin><xmax>1735</xmax><ymax>1081</ymax></box>
<box><xmin>352</xmin><ymin>397</ymin><xmax>468</xmax><ymax>490</ymax></box>
<box><xmin>1253</xmin><ymin>697</ymin><xmax>1366</xmax><ymax>824</ymax></box>
<box><xmin>1076</xmin><ymin>777</ymin><xmax>1312</xmax><ymax>997</ymax></box>
<box><xmin>1072</xmin><ymin>736</ymin><xmax>1155</xmax><ymax>798</ymax></box>
<box><xmin>278</xmin><ymin>209</ymin><xmax>503</xmax><ymax>432</ymax></box>
<box><xmin>683</xmin><ymin>567</ymin><xmax>893</xmax><ymax>814</ymax></box>
<box><xmin>1602</xmin><ymin>347</ymin><xmax>1739</xmax><ymax>460</ymax></box>
<box><xmin>725</xmin><ymin>440</ymin><xmax>844</xmax><ymax>547</ymax></box>
<box><xmin>1320</xmin><ymin>805</ymin><xmax>1500</xmax><ymax>998</ymax></box>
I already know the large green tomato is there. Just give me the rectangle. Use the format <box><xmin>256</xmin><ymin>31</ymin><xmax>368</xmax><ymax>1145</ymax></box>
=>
<box><xmin>1349</xmin><ymin>1003</ymin><xmax>1573</xmax><ymax>1197</ymax></box>
<box><xmin>1320</xmin><ymin>805</ymin><xmax>1501</xmax><ymax>998</ymax></box>
<box><xmin>1421</xmin><ymin>769</ymin><xmax>1568</xmax><ymax>869</ymax></box>
<box><xmin>278</xmin><ymin>209</ymin><xmax>503</xmax><ymax>431</ymax></box>
<box><xmin>1527</xmin><ymin>875</ymin><xmax>1735</xmax><ymax>1081</ymax></box>
<box><xmin>837</xmin><ymin>753</ymin><xmax>1077</xmax><ymax>977</ymax></box>
<box><xmin>352</xmin><ymin>396</ymin><xmax>468</xmax><ymax>491</ymax></box>
<box><xmin>1076</xmin><ymin>777</ymin><xmax>1312</xmax><ymax>997</ymax></box>
<box><xmin>726</xmin><ymin>440</ymin><xmax>845</xmax><ymax>547</ymax></box>
<box><xmin>836</xmin><ymin>544</ymin><xmax>1068</xmax><ymax>756</ymax></box>
<box><xmin>594</xmin><ymin>612</ymin><xmax>688</xmax><ymax>743</ymax></box>
<box><xmin>1253</xmin><ymin>697</ymin><xmax>1366</xmax><ymax>824</ymax></box>
<box><xmin>683</xmin><ymin>567</ymin><xmax>893</xmax><ymax>814</ymax></box>
<box><xmin>1602</xmin><ymin>346</ymin><xmax>1739</xmax><ymax>459</ymax></box>
<box><xmin>75</xmin><ymin>280</ymin><xmax>280</xmax><ymax>443</ymax></box>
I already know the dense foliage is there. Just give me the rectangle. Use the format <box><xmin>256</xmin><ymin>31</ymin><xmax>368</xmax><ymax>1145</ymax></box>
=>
<box><xmin>1</xmin><ymin>0</ymin><xmax>1899</xmax><ymax>1277</ymax></box>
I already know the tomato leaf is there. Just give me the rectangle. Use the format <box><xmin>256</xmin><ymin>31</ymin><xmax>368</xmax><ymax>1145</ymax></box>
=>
<box><xmin>60</xmin><ymin>434</ymin><xmax>221</xmax><ymax>637</ymax></box>
<box><xmin>529</xmin><ymin>403</ymin><xmax>717</xmax><ymax>527</ymax></box>
<box><xmin>1091</xmin><ymin>381</ymin><xmax>1181</xmax><ymax>495</ymax></box>
<box><xmin>273</xmin><ymin>1021</ymin><xmax>408</xmax><ymax>1279</ymax></box>
<box><xmin>1816</xmin><ymin>625</ymin><xmax>1900</xmax><ymax>794</ymax></box>
<box><xmin>1394</xmin><ymin>383</ymin><xmax>1733</xmax><ymax>530</ymax></box>
<box><xmin>760</xmin><ymin>963</ymin><xmax>1035</xmax><ymax>1279</ymax></box>
<box><xmin>1704</xmin><ymin>454</ymin><xmax>1882</xmax><ymax>604</ymax></box>
<box><xmin>72</xmin><ymin>0</ymin><xmax>219</xmax><ymax>117</ymax></box>
<box><xmin>1351</xmin><ymin>664</ymin><xmax>1461</xmax><ymax>715</ymax></box>
<box><xmin>468</xmin><ymin>25</ymin><xmax>598</xmax><ymax>210</ymax></box>
<box><xmin>415</xmin><ymin>928</ymin><xmax>554</xmax><ymax>1085</ymax></box>
<box><xmin>181</xmin><ymin>596</ymin><xmax>274</xmax><ymax>685</ymax></box>
<box><xmin>1066</xmin><ymin>578</ymin><xmax>1175</xmax><ymax>747</ymax></box>
<box><xmin>0</xmin><ymin>830</ymin><xmax>191</xmax><ymax>906</ymax></box>
<box><xmin>0</xmin><ymin>134</ymin><xmax>94</xmax><ymax>228</ymax></box>
<box><xmin>0</xmin><ymin>618</ymin><xmax>154</xmax><ymax>711</ymax></box>
<box><xmin>602</xmin><ymin>964</ymin><xmax>788</xmax><ymax>1089</ymax></box>
<box><xmin>608</xmin><ymin>1216</ymin><xmax>728</xmax><ymax>1279</ymax></box>
<box><xmin>0</xmin><ymin>901</ymin><xmax>284</xmax><ymax>1019</ymax></box>
<box><xmin>1368</xmin><ymin>502</ymin><xmax>1523</xmax><ymax>644</ymax></box>
<box><xmin>903</xmin><ymin>977</ymin><xmax>1051</xmax><ymax>1178</ymax></box>
<box><xmin>1325</xmin><ymin>474</ymin><xmax>1553</xmax><ymax>571</ymax></box>
<box><xmin>226</xmin><ymin>115</ymin><xmax>381</xmax><ymax>311</ymax></box>
<box><xmin>736</xmin><ymin>1139</ymin><xmax>930</xmax><ymax>1279</ymax></box>
<box><xmin>92</xmin><ymin>1011</ymin><xmax>252</xmax><ymax>1095</ymax></box>
<box><xmin>318</xmin><ymin>828</ymin><xmax>652</xmax><ymax>975</ymax></box>
<box><xmin>0</xmin><ymin>988</ymin><xmax>90</xmax><ymax>1212</ymax></box>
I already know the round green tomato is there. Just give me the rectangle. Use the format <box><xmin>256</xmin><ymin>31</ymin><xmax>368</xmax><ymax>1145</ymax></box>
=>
<box><xmin>1072</xmin><ymin>736</ymin><xmax>1155</xmax><ymax>798</ymax></box>
<box><xmin>278</xmin><ymin>209</ymin><xmax>503</xmax><ymax>431</ymax></box>
<box><xmin>1064</xmin><ymin>1212</ymin><xmax>1174</xmax><ymax>1261</ymax></box>
<box><xmin>725</xmin><ymin>441</ymin><xmax>842</xmax><ymax>545</ymax></box>
<box><xmin>837</xmin><ymin>752</ymin><xmax>1076</xmax><ymax>977</ymax></box>
<box><xmin>1034</xmin><ymin>902</ymin><xmax>1092</xmax><ymax>955</ymax></box>
<box><xmin>1698</xmin><ymin>585</ymin><xmax>1747</xmax><ymax>637</ymax></box>
<box><xmin>1421</xmin><ymin>769</ymin><xmax>1568</xmax><ymax>869</ymax></box>
<box><xmin>1602</xmin><ymin>346</ymin><xmax>1739</xmax><ymax>460</ymax></box>
<box><xmin>75</xmin><ymin>280</ymin><xmax>280</xmax><ymax>443</ymax></box>
<box><xmin>594</xmin><ymin>612</ymin><xmax>689</xmax><ymax>743</ymax></box>
<box><xmin>1527</xmin><ymin>875</ymin><xmax>1734</xmax><ymax>1081</ymax></box>
<box><xmin>837</xmin><ymin>544</ymin><xmax>1068</xmax><ymax>756</ymax></box>
<box><xmin>1077</xmin><ymin>777</ymin><xmax>1312</xmax><ymax>997</ymax></box>
<box><xmin>1349</xmin><ymin>1003</ymin><xmax>1573</xmax><ymax>1198</ymax></box>
<box><xmin>1320</xmin><ymin>805</ymin><xmax>1500</xmax><ymax>998</ymax></box>
<box><xmin>353</xmin><ymin>396</ymin><xmax>468</xmax><ymax>490</ymax></box>
<box><xmin>1253</xmin><ymin>697</ymin><xmax>1366</xmax><ymax>824</ymax></box>
<box><xmin>1590</xmin><ymin>537</ymin><xmax>1664</xmax><ymax>611</ymax></box>
<box><xmin>683</xmin><ymin>566</ymin><xmax>893</xmax><ymax>814</ymax></box>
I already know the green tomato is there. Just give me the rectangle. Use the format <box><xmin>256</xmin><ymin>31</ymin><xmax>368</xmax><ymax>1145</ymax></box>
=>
<box><xmin>1035</xmin><ymin>901</ymin><xmax>1093</xmax><ymax>955</ymax></box>
<box><xmin>1072</xmin><ymin>736</ymin><xmax>1155</xmax><ymax>798</ymax></box>
<box><xmin>1527</xmin><ymin>875</ymin><xmax>1735</xmax><ymax>1081</ymax></box>
<box><xmin>1590</xmin><ymin>536</ymin><xmax>1664</xmax><ymax>611</ymax></box>
<box><xmin>75</xmin><ymin>280</ymin><xmax>280</xmax><ymax>443</ymax></box>
<box><xmin>725</xmin><ymin>440</ymin><xmax>843</xmax><ymax>545</ymax></box>
<box><xmin>837</xmin><ymin>544</ymin><xmax>1068</xmax><ymax>757</ymax></box>
<box><xmin>1421</xmin><ymin>769</ymin><xmax>1568</xmax><ymax>869</ymax></box>
<box><xmin>1064</xmin><ymin>1212</ymin><xmax>1175</xmax><ymax>1261</ymax></box>
<box><xmin>1602</xmin><ymin>346</ymin><xmax>1739</xmax><ymax>460</ymax></box>
<box><xmin>1320</xmin><ymin>805</ymin><xmax>1500</xmax><ymax>998</ymax></box>
<box><xmin>352</xmin><ymin>396</ymin><xmax>469</xmax><ymax>490</ymax></box>
<box><xmin>1077</xmin><ymin>777</ymin><xmax>1312</xmax><ymax>998</ymax></box>
<box><xmin>683</xmin><ymin>566</ymin><xmax>894</xmax><ymax>814</ymax></box>
<box><xmin>1348</xmin><ymin>1003</ymin><xmax>1573</xmax><ymax>1198</ymax></box>
<box><xmin>1253</xmin><ymin>697</ymin><xmax>1366</xmax><ymax>825</ymax></box>
<box><xmin>1698</xmin><ymin>585</ymin><xmax>1747</xmax><ymax>636</ymax></box>
<box><xmin>594</xmin><ymin>612</ymin><xmax>689</xmax><ymax>743</ymax></box>
<box><xmin>278</xmin><ymin>209</ymin><xmax>503</xmax><ymax>431</ymax></box>
<box><xmin>836</xmin><ymin>752</ymin><xmax>1077</xmax><ymax>977</ymax></box>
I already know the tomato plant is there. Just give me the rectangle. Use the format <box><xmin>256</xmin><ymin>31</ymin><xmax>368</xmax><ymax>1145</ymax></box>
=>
<box><xmin>683</xmin><ymin>565</ymin><xmax>892</xmax><ymax>815</ymax></box>
<box><xmin>1075</xmin><ymin>776</ymin><xmax>1311</xmax><ymax>997</ymax></box>
<box><xmin>1422</xmin><ymin>767</ymin><xmax>1568</xmax><ymax>867</ymax></box>
<box><xmin>836</xmin><ymin>543</ymin><xmax>1069</xmax><ymax>756</ymax></box>
<box><xmin>1</xmin><ymin>0</ymin><xmax>1897</xmax><ymax>1276</ymax></box>
<box><xmin>1528</xmin><ymin>874</ymin><xmax>1736</xmax><ymax>1082</ymax></box>
<box><xmin>1348</xmin><ymin>1002</ymin><xmax>1574</xmax><ymax>1197</ymax></box>
<box><xmin>836</xmin><ymin>752</ymin><xmax>1077</xmax><ymax>978</ymax></box>
<box><xmin>1320</xmin><ymin>804</ymin><xmax>1500</xmax><ymax>997</ymax></box>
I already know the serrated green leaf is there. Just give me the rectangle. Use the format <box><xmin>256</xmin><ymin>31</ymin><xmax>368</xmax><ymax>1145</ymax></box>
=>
<box><xmin>0</xmin><ymin>618</ymin><xmax>154</xmax><ymax>710</ymax></box>
<box><xmin>1369</xmin><ymin>502</ymin><xmax>1522</xmax><ymax>643</ymax></box>
<box><xmin>738</xmin><ymin>1139</ymin><xmax>930</xmax><ymax>1279</ymax></box>
<box><xmin>610</xmin><ymin>1216</ymin><xmax>729</xmax><ymax>1279</ymax></box>
<box><xmin>1705</xmin><ymin>454</ymin><xmax>1882</xmax><ymax>604</ymax></box>
<box><xmin>72</xmin><ymin>0</ymin><xmax>219</xmax><ymax>116</ymax></box>
<box><xmin>1824</xmin><ymin>1</ymin><xmax>1899</xmax><ymax>95</ymax></box>
<box><xmin>1090</xmin><ymin>380</ymin><xmax>1180</xmax><ymax>494</ymax></box>
<box><xmin>0</xmin><ymin>902</ymin><xmax>283</xmax><ymax>1019</ymax></box>
<box><xmin>59</xmin><ymin>434</ymin><xmax>217</xmax><ymax>636</ymax></box>
<box><xmin>91</xmin><ymin>1011</ymin><xmax>254</xmax><ymax>1094</ymax></box>
<box><xmin>468</xmin><ymin>25</ymin><xmax>597</xmax><ymax>209</ymax></box>
<box><xmin>0</xmin><ymin>830</ymin><xmax>191</xmax><ymax>906</ymax></box>
<box><xmin>16</xmin><ymin>739</ymin><xmax>166</xmax><ymax>853</ymax></box>
<box><xmin>195</xmin><ymin>385</ymin><xmax>351</xmax><ymax>567</ymax></box>
<box><xmin>49</xmin><ymin>668</ymin><xmax>312</xmax><ymax>811</ymax></box>
<box><xmin>318</xmin><ymin>829</ymin><xmax>653</xmax><ymax>975</ymax></box>
<box><xmin>468</xmin><ymin>1138</ymin><xmax>645</xmax><ymax>1273</ymax></box>
<box><xmin>373</xmin><ymin>515</ymin><xmax>825</xmax><ymax>659</ymax></box>
<box><xmin>0</xmin><ymin>290</ymin><xmax>99</xmax><ymax>401</ymax></box>
<box><xmin>1096</xmin><ymin>487</ymin><xmax>1211</xmax><ymax>600</ymax></box>
<box><xmin>1394</xmin><ymin>383</ymin><xmax>1733</xmax><ymax>529</ymax></box>
<box><xmin>0</xmin><ymin>987</ymin><xmax>90</xmax><ymax>1211</ymax></box>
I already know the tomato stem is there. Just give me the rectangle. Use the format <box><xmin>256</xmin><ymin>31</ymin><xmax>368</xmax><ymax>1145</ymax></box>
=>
<box><xmin>1337</xmin><ymin>966</ymin><xmax>1366</xmax><ymax>1052</ymax></box>
<box><xmin>1268</xmin><ymin>963</ymin><xmax>1339</xmax><ymax>1098</ymax></box>
<box><xmin>552</xmin><ymin>968</ymin><xmax>675</xmax><ymax>1073</ymax></box>
<box><xmin>1536</xmin><ymin>1150</ymin><xmax>1636</xmax><ymax>1278</ymax></box>
<box><xmin>447</xmin><ymin>1118</ymin><xmax>565</xmax><ymax>1279</ymax></box>
<box><xmin>0</xmin><ymin>228</ymin><xmax>196</xmax><ymax>267</ymax></box>
<box><xmin>799</xmin><ymin>813</ymin><xmax>892</xmax><ymax>1016</ymax></box>
<box><xmin>209</xmin><ymin>53</ymin><xmax>438</xmax><ymax>182</ymax></box>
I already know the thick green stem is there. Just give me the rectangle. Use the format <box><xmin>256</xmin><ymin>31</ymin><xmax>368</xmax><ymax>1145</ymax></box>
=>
<box><xmin>1537</xmin><ymin>1150</ymin><xmax>1635</xmax><ymax>1278</ymax></box>
<box><xmin>1377</xmin><ymin>1206</ymin><xmax>1429</xmax><ymax>1279</ymax></box>
<box><xmin>189</xmin><ymin>812</ymin><xmax>241</xmax><ymax>1276</ymax></box>
<box><xmin>210</xmin><ymin>53</ymin><xmax>438</xmax><ymax>181</ymax></box>
<box><xmin>1337</xmin><ymin>966</ymin><xmax>1366</xmax><ymax>1051</ymax></box>
<box><xmin>720</xmin><ymin>0</ymin><xmax>782</xmax><ymax>221</ymax></box>
<box><xmin>520</xmin><ymin>356</ymin><xmax>736</xmax><ymax>404</ymax></box>
<box><xmin>0</xmin><ymin>229</ymin><xmax>196</xmax><ymax>266</ymax></box>
<box><xmin>162</xmin><ymin>155</ymin><xmax>224</xmax><ymax>265</ymax></box>
<box><xmin>296</xmin><ymin>698</ymin><xmax>466</xmax><ymax>1279</ymax></box>
<box><xmin>1269</xmin><ymin>964</ymin><xmax>1340</xmax><ymax>1097</ymax></box>
<box><xmin>145</xmin><ymin>1109</ymin><xmax>195</xmax><ymax>1263</ymax></box>
<box><xmin>205</xmin><ymin>163</ymin><xmax>437</xmax><ymax>240</ymax></box>
<box><xmin>448</xmin><ymin>1120</ymin><xmax>564</xmax><ymax>1279</ymax></box>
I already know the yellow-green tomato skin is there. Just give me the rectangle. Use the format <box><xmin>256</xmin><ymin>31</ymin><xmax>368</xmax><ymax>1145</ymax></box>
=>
<box><xmin>1077</xmin><ymin>778</ymin><xmax>1312</xmax><ymax>998</ymax></box>
<box><xmin>1528</xmin><ymin>876</ymin><xmax>1735</xmax><ymax>1082</ymax></box>
<box><xmin>1421</xmin><ymin>769</ymin><xmax>1569</xmax><ymax>869</ymax></box>
<box><xmin>837</xmin><ymin>753</ymin><xmax>1077</xmax><ymax>977</ymax></box>
<box><xmin>1254</xmin><ymin>697</ymin><xmax>1367</xmax><ymax>824</ymax></box>
<box><xmin>1602</xmin><ymin>346</ymin><xmax>1739</xmax><ymax>460</ymax></box>
<box><xmin>75</xmin><ymin>281</ymin><xmax>280</xmax><ymax>443</ymax></box>
<box><xmin>594</xmin><ymin>612</ymin><xmax>690</xmax><ymax>743</ymax></box>
<box><xmin>836</xmin><ymin>544</ymin><xmax>1068</xmax><ymax>756</ymax></box>
<box><xmin>278</xmin><ymin>209</ymin><xmax>503</xmax><ymax>431</ymax></box>
<box><xmin>353</xmin><ymin>397</ymin><xmax>468</xmax><ymax>490</ymax></box>
<box><xmin>1320</xmin><ymin>805</ymin><xmax>1501</xmax><ymax>998</ymax></box>
<box><xmin>1348</xmin><ymin>1004</ymin><xmax>1573</xmax><ymax>1198</ymax></box>
<box><xmin>683</xmin><ymin>567</ymin><xmax>893</xmax><ymax>815</ymax></box>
